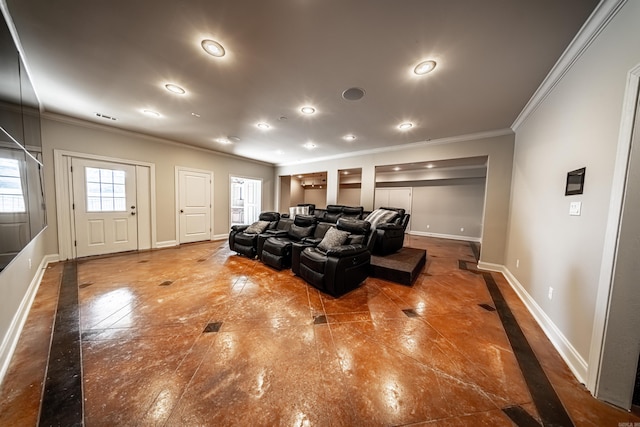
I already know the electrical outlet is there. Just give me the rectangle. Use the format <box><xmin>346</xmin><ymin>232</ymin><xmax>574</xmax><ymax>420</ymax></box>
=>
<box><xmin>516</xmin><ymin>259</ymin><xmax>520</xmax><ymax>269</ymax></box>
<box><xmin>548</xmin><ymin>287</ymin><xmax>554</xmax><ymax>300</ymax></box>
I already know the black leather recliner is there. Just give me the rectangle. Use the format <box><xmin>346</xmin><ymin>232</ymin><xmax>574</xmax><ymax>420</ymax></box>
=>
<box><xmin>368</xmin><ymin>207</ymin><xmax>410</xmax><ymax>255</ymax></box>
<box><xmin>291</xmin><ymin>222</ymin><xmax>334</xmax><ymax>275</ymax></box>
<box><xmin>296</xmin><ymin>218</ymin><xmax>374</xmax><ymax>297</ymax></box>
<box><xmin>229</xmin><ymin>212</ymin><xmax>281</xmax><ymax>258</ymax></box>
<box><xmin>260</xmin><ymin>215</ymin><xmax>317</xmax><ymax>270</ymax></box>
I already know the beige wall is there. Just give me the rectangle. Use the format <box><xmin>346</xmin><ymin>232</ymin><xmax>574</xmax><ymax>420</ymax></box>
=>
<box><xmin>41</xmin><ymin>116</ymin><xmax>275</xmax><ymax>251</ymax></box>
<box><xmin>276</xmin><ymin>132</ymin><xmax>514</xmax><ymax>265</ymax></box>
<box><xmin>337</xmin><ymin>188</ymin><xmax>361</xmax><ymax>207</ymax></box>
<box><xmin>505</xmin><ymin>0</ymin><xmax>640</xmax><ymax>382</ymax></box>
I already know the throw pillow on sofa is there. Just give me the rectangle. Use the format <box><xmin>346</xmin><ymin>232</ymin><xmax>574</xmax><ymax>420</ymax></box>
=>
<box><xmin>245</xmin><ymin>220</ymin><xmax>270</xmax><ymax>234</ymax></box>
<box><xmin>364</xmin><ymin>209</ymin><xmax>398</xmax><ymax>229</ymax></box>
<box><xmin>317</xmin><ymin>227</ymin><xmax>351</xmax><ymax>252</ymax></box>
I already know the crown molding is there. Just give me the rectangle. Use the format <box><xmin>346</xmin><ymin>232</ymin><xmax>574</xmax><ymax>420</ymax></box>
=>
<box><xmin>41</xmin><ymin>111</ymin><xmax>274</xmax><ymax>168</ymax></box>
<box><xmin>511</xmin><ymin>0</ymin><xmax>627</xmax><ymax>131</ymax></box>
<box><xmin>276</xmin><ymin>128</ymin><xmax>513</xmax><ymax>167</ymax></box>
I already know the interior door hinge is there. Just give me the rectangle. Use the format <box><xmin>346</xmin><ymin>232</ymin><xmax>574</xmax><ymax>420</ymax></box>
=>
<box><xmin>70</xmin><ymin>165</ymin><xmax>73</xmax><ymax>172</ymax></box>
<box><xmin>74</xmin><ymin>240</ymin><xmax>77</xmax><ymax>247</ymax></box>
<box><xmin>72</xmin><ymin>203</ymin><xmax>75</xmax><ymax>210</ymax></box>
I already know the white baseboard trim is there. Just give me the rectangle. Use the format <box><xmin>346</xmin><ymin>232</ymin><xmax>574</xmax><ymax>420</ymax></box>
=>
<box><xmin>156</xmin><ymin>240</ymin><xmax>178</xmax><ymax>248</ymax></box>
<box><xmin>212</xmin><ymin>234</ymin><xmax>228</xmax><ymax>241</ymax></box>
<box><xmin>477</xmin><ymin>262</ymin><xmax>588</xmax><ymax>384</ymax></box>
<box><xmin>409</xmin><ymin>230</ymin><xmax>481</xmax><ymax>243</ymax></box>
<box><xmin>0</xmin><ymin>253</ymin><xmax>59</xmax><ymax>386</ymax></box>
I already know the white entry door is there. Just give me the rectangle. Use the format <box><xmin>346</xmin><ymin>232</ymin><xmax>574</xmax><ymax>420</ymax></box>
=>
<box><xmin>72</xmin><ymin>158</ymin><xmax>138</xmax><ymax>257</ymax></box>
<box><xmin>177</xmin><ymin>168</ymin><xmax>211</xmax><ymax>244</ymax></box>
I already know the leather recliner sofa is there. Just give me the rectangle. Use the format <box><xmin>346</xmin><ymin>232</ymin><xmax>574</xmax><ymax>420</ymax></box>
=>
<box><xmin>229</xmin><ymin>211</ymin><xmax>281</xmax><ymax>258</ymax></box>
<box><xmin>295</xmin><ymin>218</ymin><xmax>374</xmax><ymax>297</ymax></box>
<box><xmin>365</xmin><ymin>207</ymin><xmax>411</xmax><ymax>255</ymax></box>
<box><xmin>260</xmin><ymin>215</ymin><xmax>317</xmax><ymax>270</ymax></box>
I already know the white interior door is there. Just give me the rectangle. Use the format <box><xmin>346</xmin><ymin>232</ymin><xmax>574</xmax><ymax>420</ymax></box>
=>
<box><xmin>374</xmin><ymin>187</ymin><xmax>412</xmax><ymax>231</ymax></box>
<box><xmin>178</xmin><ymin>169</ymin><xmax>211</xmax><ymax>244</ymax></box>
<box><xmin>72</xmin><ymin>158</ymin><xmax>138</xmax><ymax>257</ymax></box>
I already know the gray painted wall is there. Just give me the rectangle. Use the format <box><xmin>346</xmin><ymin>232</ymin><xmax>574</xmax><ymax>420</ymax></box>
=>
<box><xmin>411</xmin><ymin>178</ymin><xmax>486</xmax><ymax>238</ymax></box>
<box><xmin>505</xmin><ymin>0</ymin><xmax>640</xmax><ymax>397</ymax></box>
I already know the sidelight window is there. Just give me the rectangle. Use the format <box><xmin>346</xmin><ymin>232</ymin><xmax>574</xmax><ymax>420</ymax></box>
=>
<box><xmin>0</xmin><ymin>158</ymin><xmax>26</xmax><ymax>213</ymax></box>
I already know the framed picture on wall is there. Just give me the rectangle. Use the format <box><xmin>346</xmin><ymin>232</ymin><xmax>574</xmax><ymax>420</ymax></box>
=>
<box><xmin>565</xmin><ymin>167</ymin><xmax>586</xmax><ymax>196</ymax></box>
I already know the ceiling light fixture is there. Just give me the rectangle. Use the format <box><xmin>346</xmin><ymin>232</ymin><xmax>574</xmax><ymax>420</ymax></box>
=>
<box><xmin>256</xmin><ymin>122</ymin><xmax>270</xmax><ymax>130</ymax></box>
<box><xmin>393</xmin><ymin>167</ymin><xmax>401</xmax><ymax>171</ymax></box>
<box><xmin>343</xmin><ymin>134</ymin><xmax>356</xmax><ymax>141</ymax></box>
<box><xmin>414</xmin><ymin>60</ymin><xmax>437</xmax><ymax>75</ymax></box>
<box><xmin>142</xmin><ymin>109</ymin><xmax>160</xmax><ymax>117</ymax></box>
<box><xmin>426</xmin><ymin>164</ymin><xmax>434</xmax><ymax>169</ymax></box>
<box><xmin>300</xmin><ymin>106</ymin><xmax>316</xmax><ymax>115</ymax></box>
<box><xmin>303</xmin><ymin>142</ymin><xmax>316</xmax><ymax>149</ymax></box>
<box><xmin>398</xmin><ymin>122</ymin><xmax>413</xmax><ymax>130</ymax></box>
<box><xmin>201</xmin><ymin>39</ymin><xmax>226</xmax><ymax>57</ymax></box>
<box><xmin>215</xmin><ymin>138</ymin><xmax>232</xmax><ymax>144</ymax></box>
<box><xmin>165</xmin><ymin>83</ymin><xmax>186</xmax><ymax>94</ymax></box>
<box><xmin>191</xmin><ymin>112</ymin><xmax>201</xmax><ymax>118</ymax></box>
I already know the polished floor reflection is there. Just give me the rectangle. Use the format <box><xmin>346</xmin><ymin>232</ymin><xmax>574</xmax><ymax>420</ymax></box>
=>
<box><xmin>1</xmin><ymin>236</ymin><xmax>638</xmax><ymax>426</ymax></box>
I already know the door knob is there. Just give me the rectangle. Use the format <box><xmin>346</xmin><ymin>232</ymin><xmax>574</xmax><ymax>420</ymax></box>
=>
<box><xmin>131</xmin><ymin>206</ymin><xmax>136</xmax><ymax>209</ymax></box>
<box><xmin>131</xmin><ymin>212</ymin><xmax>136</xmax><ymax>216</ymax></box>
<box><xmin>180</xmin><ymin>209</ymin><xmax>184</xmax><ymax>213</ymax></box>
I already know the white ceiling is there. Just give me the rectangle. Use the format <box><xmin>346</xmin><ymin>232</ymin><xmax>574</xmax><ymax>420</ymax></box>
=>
<box><xmin>6</xmin><ymin>0</ymin><xmax>598</xmax><ymax>166</ymax></box>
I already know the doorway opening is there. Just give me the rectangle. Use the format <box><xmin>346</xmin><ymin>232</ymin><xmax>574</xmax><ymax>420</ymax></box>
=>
<box><xmin>230</xmin><ymin>176</ymin><xmax>262</xmax><ymax>227</ymax></box>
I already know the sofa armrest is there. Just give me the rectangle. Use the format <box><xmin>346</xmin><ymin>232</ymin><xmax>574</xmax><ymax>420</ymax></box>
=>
<box><xmin>376</xmin><ymin>222</ymin><xmax>403</xmax><ymax>231</ymax></box>
<box><xmin>231</xmin><ymin>224</ymin><xmax>250</xmax><ymax>232</ymax></box>
<box><xmin>265</xmin><ymin>230</ymin><xmax>288</xmax><ymax>237</ymax></box>
<box><xmin>326</xmin><ymin>245</ymin><xmax>368</xmax><ymax>258</ymax></box>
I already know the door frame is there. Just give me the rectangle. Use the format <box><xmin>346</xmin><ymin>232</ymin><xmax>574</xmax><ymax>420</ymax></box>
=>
<box><xmin>54</xmin><ymin>150</ymin><xmax>156</xmax><ymax>260</ymax></box>
<box><xmin>588</xmin><ymin>63</ymin><xmax>640</xmax><ymax>404</ymax></box>
<box><xmin>174</xmin><ymin>166</ymin><xmax>214</xmax><ymax>244</ymax></box>
<box><xmin>229</xmin><ymin>174</ymin><xmax>263</xmax><ymax>228</ymax></box>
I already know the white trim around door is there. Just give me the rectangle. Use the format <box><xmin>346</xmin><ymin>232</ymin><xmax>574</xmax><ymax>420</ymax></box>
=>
<box><xmin>175</xmin><ymin>166</ymin><xmax>214</xmax><ymax>245</ymax></box>
<box><xmin>54</xmin><ymin>150</ymin><xmax>156</xmax><ymax>260</ymax></box>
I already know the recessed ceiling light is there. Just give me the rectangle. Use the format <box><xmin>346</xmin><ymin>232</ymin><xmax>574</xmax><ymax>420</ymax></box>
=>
<box><xmin>343</xmin><ymin>171</ymin><xmax>349</xmax><ymax>175</ymax></box>
<box><xmin>201</xmin><ymin>39</ymin><xmax>225</xmax><ymax>57</ymax></box>
<box><xmin>142</xmin><ymin>109</ymin><xmax>160</xmax><ymax>117</ymax></box>
<box><xmin>393</xmin><ymin>167</ymin><xmax>401</xmax><ymax>171</ymax></box>
<box><xmin>300</xmin><ymin>106</ymin><xmax>316</xmax><ymax>115</ymax></box>
<box><xmin>215</xmin><ymin>138</ymin><xmax>232</xmax><ymax>144</ymax></box>
<box><xmin>426</xmin><ymin>164</ymin><xmax>434</xmax><ymax>169</ymax></box>
<box><xmin>191</xmin><ymin>112</ymin><xmax>201</xmax><ymax>118</ymax></box>
<box><xmin>398</xmin><ymin>122</ymin><xmax>413</xmax><ymax>130</ymax></box>
<box><xmin>256</xmin><ymin>122</ymin><xmax>270</xmax><ymax>130</ymax></box>
<box><xmin>165</xmin><ymin>84</ymin><xmax>186</xmax><ymax>94</ymax></box>
<box><xmin>414</xmin><ymin>60</ymin><xmax>437</xmax><ymax>75</ymax></box>
<box><xmin>297</xmin><ymin>175</ymin><xmax>304</xmax><ymax>178</ymax></box>
<box><xmin>303</xmin><ymin>142</ymin><xmax>316</xmax><ymax>149</ymax></box>
<box><xmin>343</xmin><ymin>134</ymin><xmax>356</xmax><ymax>141</ymax></box>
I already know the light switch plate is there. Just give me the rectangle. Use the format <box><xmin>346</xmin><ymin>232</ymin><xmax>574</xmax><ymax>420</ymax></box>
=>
<box><xmin>569</xmin><ymin>201</ymin><xmax>582</xmax><ymax>216</ymax></box>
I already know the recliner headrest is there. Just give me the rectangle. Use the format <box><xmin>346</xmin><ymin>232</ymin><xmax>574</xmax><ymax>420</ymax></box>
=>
<box><xmin>293</xmin><ymin>214</ymin><xmax>316</xmax><ymax>227</ymax></box>
<box><xmin>380</xmin><ymin>207</ymin><xmax>405</xmax><ymax>217</ymax></box>
<box><xmin>259</xmin><ymin>211</ymin><xmax>281</xmax><ymax>222</ymax></box>
<box><xmin>336</xmin><ymin>218</ymin><xmax>370</xmax><ymax>235</ymax></box>
<box><xmin>326</xmin><ymin>205</ymin><xmax>344</xmax><ymax>213</ymax></box>
<box><xmin>342</xmin><ymin>206</ymin><xmax>363</xmax><ymax>216</ymax></box>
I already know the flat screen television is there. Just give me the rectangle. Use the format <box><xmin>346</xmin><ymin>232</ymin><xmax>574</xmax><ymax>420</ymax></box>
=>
<box><xmin>0</xmin><ymin>13</ymin><xmax>46</xmax><ymax>272</ymax></box>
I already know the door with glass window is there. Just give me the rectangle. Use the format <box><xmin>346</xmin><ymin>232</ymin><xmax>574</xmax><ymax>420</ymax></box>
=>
<box><xmin>72</xmin><ymin>158</ymin><xmax>138</xmax><ymax>257</ymax></box>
